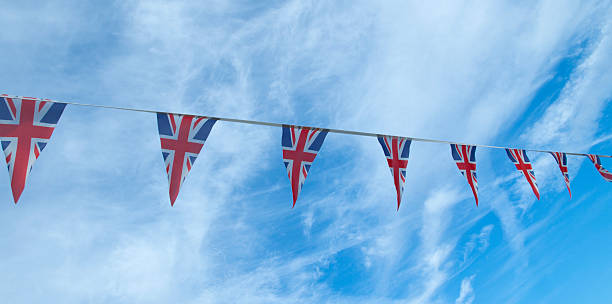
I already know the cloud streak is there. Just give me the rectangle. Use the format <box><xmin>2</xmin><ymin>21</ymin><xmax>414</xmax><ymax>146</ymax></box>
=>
<box><xmin>0</xmin><ymin>1</ymin><xmax>611</xmax><ymax>303</ymax></box>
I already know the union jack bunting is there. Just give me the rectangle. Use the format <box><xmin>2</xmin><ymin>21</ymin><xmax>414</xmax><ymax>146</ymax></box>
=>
<box><xmin>587</xmin><ymin>154</ymin><xmax>612</xmax><ymax>182</ymax></box>
<box><xmin>451</xmin><ymin>144</ymin><xmax>478</xmax><ymax>206</ymax></box>
<box><xmin>157</xmin><ymin>113</ymin><xmax>217</xmax><ymax>206</ymax></box>
<box><xmin>550</xmin><ymin>152</ymin><xmax>571</xmax><ymax>197</ymax></box>
<box><xmin>0</xmin><ymin>96</ymin><xmax>66</xmax><ymax>203</ymax></box>
<box><xmin>506</xmin><ymin>148</ymin><xmax>540</xmax><ymax>200</ymax></box>
<box><xmin>281</xmin><ymin>126</ymin><xmax>328</xmax><ymax>207</ymax></box>
<box><xmin>378</xmin><ymin>136</ymin><xmax>412</xmax><ymax>210</ymax></box>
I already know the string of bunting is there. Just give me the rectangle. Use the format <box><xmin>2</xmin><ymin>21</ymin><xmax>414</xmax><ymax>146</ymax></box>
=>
<box><xmin>1</xmin><ymin>94</ymin><xmax>611</xmax><ymax>208</ymax></box>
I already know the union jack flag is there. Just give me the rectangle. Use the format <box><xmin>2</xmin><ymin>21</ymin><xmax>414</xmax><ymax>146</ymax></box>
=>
<box><xmin>378</xmin><ymin>136</ymin><xmax>411</xmax><ymax>210</ymax></box>
<box><xmin>0</xmin><ymin>96</ymin><xmax>66</xmax><ymax>203</ymax></box>
<box><xmin>282</xmin><ymin>125</ymin><xmax>328</xmax><ymax>207</ymax></box>
<box><xmin>587</xmin><ymin>154</ymin><xmax>612</xmax><ymax>182</ymax></box>
<box><xmin>451</xmin><ymin>144</ymin><xmax>478</xmax><ymax>206</ymax></box>
<box><xmin>157</xmin><ymin>113</ymin><xmax>216</xmax><ymax>206</ymax></box>
<box><xmin>550</xmin><ymin>152</ymin><xmax>571</xmax><ymax>197</ymax></box>
<box><xmin>506</xmin><ymin>148</ymin><xmax>540</xmax><ymax>200</ymax></box>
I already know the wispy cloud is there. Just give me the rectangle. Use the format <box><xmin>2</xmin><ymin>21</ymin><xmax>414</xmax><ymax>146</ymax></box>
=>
<box><xmin>455</xmin><ymin>275</ymin><xmax>476</xmax><ymax>304</ymax></box>
<box><xmin>0</xmin><ymin>0</ymin><xmax>611</xmax><ymax>303</ymax></box>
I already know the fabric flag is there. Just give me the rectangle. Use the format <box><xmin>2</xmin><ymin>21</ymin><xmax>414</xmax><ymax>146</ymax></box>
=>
<box><xmin>157</xmin><ymin>113</ymin><xmax>216</xmax><ymax>206</ymax></box>
<box><xmin>550</xmin><ymin>152</ymin><xmax>571</xmax><ymax>197</ymax></box>
<box><xmin>506</xmin><ymin>148</ymin><xmax>540</xmax><ymax>200</ymax></box>
<box><xmin>281</xmin><ymin>125</ymin><xmax>328</xmax><ymax>207</ymax></box>
<box><xmin>587</xmin><ymin>154</ymin><xmax>612</xmax><ymax>182</ymax></box>
<box><xmin>451</xmin><ymin>144</ymin><xmax>478</xmax><ymax>206</ymax></box>
<box><xmin>378</xmin><ymin>136</ymin><xmax>412</xmax><ymax>210</ymax></box>
<box><xmin>0</xmin><ymin>96</ymin><xmax>66</xmax><ymax>203</ymax></box>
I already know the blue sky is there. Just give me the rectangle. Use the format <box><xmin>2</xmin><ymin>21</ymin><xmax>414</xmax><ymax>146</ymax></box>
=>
<box><xmin>1</xmin><ymin>1</ymin><xmax>612</xmax><ymax>303</ymax></box>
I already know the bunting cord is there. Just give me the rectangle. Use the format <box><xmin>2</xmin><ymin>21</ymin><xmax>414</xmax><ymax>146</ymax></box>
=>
<box><xmin>3</xmin><ymin>94</ymin><xmax>611</xmax><ymax>158</ymax></box>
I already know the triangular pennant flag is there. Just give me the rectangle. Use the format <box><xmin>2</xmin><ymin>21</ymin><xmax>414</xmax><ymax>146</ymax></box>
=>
<box><xmin>378</xmin><ymin>136</ymin><xmax>411</xmax><ymax>210</ymax></box>
<box><xmin>157</xmin><ymin>113</ymin><xmax>216</xmax><ymax>206</ymax></box>
<box><xmin>506</xmin><ymin>148</ymin><xmax>540</xmax><ymax>200</ymax></box>
<box><xmin>550</xmin><ymin>152</ymin><xmax>571</xmax><ymax>197</ymax></box>
<box><xmin>0</xmin><ymin>96</ymin><xmax>66</xmax><ymax>203</ymax></box>
<box><xmin>451</xmin><ymin>144</ymin><xmax>479</xmax><ymax>206</ymax></box>
<box><xmin>281</xmin><ymin>125</ymin><xmax>328</xmax><ymax>207</ymax></box>
<box><xmin>587</xmin><ymin>154</ymin><xmax>612</xmax><ymax>182</ymax></box>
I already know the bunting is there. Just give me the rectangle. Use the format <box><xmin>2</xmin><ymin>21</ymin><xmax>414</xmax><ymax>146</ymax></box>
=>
<box><xmin>550</xmin><ymin>152</ymin><xmax>571</xmax><ymax>197</ymax></box>
<box><xmin>587</xmin><ymin>154</ymin><xmax>612</xmax><ymax>182</ymax></box>
<box><xmin>451</xmin><ymin>144</ymin><xmax>478</xmax><ymax>206</ymax></box>
<box><xmin>281</xmin><ymin>126</ymin><xmax>328</xmax><ymax>207</ymax></box>
<box><xmin>157</xmin><ymin>113</ymin><xmax>217</xmax><ymax>205</ymax></box>
<box><xmin>0</xmin><ymin>96</ymin><xmax>66</xmax><ymax>203</ymax></box>
<box><xmin>1</xmin><ymin>94</ymin><xmax>611</xmax><ymax>208</ymax></box>
<box><xmin>506</xmin><ymin>148</ymin><xmax>540</xmax><ymax>200</ymax></box>
<box><xmin>378</xmin><ymin>136</ymin><xmax>412</xmax><ymax>210</ymax></box>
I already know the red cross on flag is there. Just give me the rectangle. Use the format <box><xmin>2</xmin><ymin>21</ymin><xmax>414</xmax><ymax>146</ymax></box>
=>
<box><xmin>506</xmin><ymin>148</ymin><xmax>540</xmax><ymax>200</ymax></box>
<box><xmin>451</xmin><ymin>144</ymin><xmax>478</xmax><ymax>206</ymax></box>
<box><xmin>281</xmin><ymin>125</ymin><xmax>328</xmax><ymax>207</ymax></box>
<box><xmin>378</xmin><ymin>136</ymin><xmax>412</xmax><ymax>210</ymax></box>
<box><xmin>157</xmin><ymin>112</ymin><xmax>217</xmax><ymax>206</ymax></box>
<box><xmin>0</xmin><ymin>96</ymin><xmax>66</xmax><ymax>203</ymax></box>
<box><xmin>587</xmin><ymin>154</ymin><xmax>612</xmax><ymax>182</ymax></box>
<box><xmin>550</xmin><ymin>152</ymin><xmax>571</xmax><ymax>198</ymax></box>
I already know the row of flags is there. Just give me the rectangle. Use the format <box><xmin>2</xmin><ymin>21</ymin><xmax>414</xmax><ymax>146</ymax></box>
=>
<box><xmin>1</xmin><ymin>96</ymin><xmax>611</xmax><ymax>207</ymax></box>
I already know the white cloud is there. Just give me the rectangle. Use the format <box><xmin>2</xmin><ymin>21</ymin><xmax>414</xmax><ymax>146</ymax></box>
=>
<box><xmin>455</xmin><ymin>275</ymin><xmax>476</xmax><ymax>304</ymax></box>
<box><xmin>463</xmin><ymin>224</ymin><xmax>494</xmax><ymax>263</ymax></box>
<box><xmin>0</xmin><ymin>0</ymin><xmax>611</xmax><ymax>303</ymax></box>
